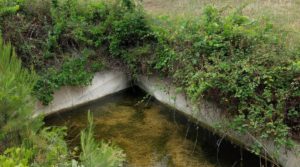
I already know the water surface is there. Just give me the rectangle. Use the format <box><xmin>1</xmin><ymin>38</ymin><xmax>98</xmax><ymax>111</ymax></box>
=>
<box><xmin>46</xmin><ymin>88</ymin><xmax>270</xmax><ymax>167</ymax></box>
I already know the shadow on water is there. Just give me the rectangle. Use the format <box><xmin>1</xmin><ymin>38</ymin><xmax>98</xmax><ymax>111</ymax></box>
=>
<box><xmin>45</xmin><ymin>87</ymin><xmax>276</xmax><ymax>167</ymax></box>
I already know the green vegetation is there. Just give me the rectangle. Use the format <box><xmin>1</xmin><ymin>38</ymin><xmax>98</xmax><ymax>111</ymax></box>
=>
<box><xmin>143</xmin><ymin>0</ymin><xmax>300</xmax><ymax>48</ymax></box>
<box><xmin>0</xmin><ymin>147</ymin><xmax>33</xmax><ymax>167</ymax></box>
<box><xmin>0</xmin><ymin>0</ymin><xmax>299</xmax><ymax>165</ymax></box>
<box><xmin>0</xmin><ymin>33</ymin><xmax>69</xmax><ymax>166</ymax></box>
<box><xmin>80</xmin><ymin>112</ymin><xmax>125</xmax><ymax>167</ymax></box>
<box><xmin>33</xmin><ymin>56</ymin><xmax>94</xmax><ymax>105</ymax></box>
<box><xmin>150</xmin><ymin>6</ymin><xmax>299</xmax><ymax>150</ymax></box>
<box><xmin>0</xmin><ymin>0</ymin><xmax>22</xmax><ymax>17</ymax></box>
<box><xmin>0</xmin><ymin>34</ymin><xmax>125</xmax><ymax>166</ymax></box>
<box><xmin>0</xmin><ymin>34</ymin><xmax>39</xmax><ymax>148</ymax></box>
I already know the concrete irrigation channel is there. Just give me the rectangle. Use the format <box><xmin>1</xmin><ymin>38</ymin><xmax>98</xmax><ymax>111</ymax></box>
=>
<box><xmin>35</xmin><ymin>71</ymin><xmax>300</xmax><ymax>167</ymax></box>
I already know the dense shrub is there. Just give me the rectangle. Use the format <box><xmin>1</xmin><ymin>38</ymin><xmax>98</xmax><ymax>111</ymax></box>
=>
<box><xmin>1</xmin><ymin>0</ymin><xmax>154</xmax><ymax>103</ymax></box>
<box><xmin>150</xmin><ymin>6</ymin><xmax>300</xmax><ymax>151</ymax></box>
<box><xmin>46</xmin><ymin>0</ymin><xmax>154</xmax><ymax>71</ymax></box>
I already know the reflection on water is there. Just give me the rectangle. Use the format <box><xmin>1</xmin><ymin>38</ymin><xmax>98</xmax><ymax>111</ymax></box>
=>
<box><xmin>45</xmin><ymin>88</ymin><xmax>269</xmax><ymax>167</ymax></box>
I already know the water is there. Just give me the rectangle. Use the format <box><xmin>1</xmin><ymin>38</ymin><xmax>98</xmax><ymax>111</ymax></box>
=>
<box><xmin>45</xmin><ymin>88</ymin><xmax>271</xmax><ymax>167</ymax></box>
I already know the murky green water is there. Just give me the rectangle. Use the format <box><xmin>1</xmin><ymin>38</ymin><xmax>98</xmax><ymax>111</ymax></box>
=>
<box><xmin>45</xmin><ymin>88</ymin><xmax>269</xmax><ymax>167</ymax></box>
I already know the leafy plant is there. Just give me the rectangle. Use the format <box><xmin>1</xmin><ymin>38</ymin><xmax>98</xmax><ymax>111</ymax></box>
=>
<box><xmin>0</xmin><ymin>147</ymin><xmax>33</xmax><ymax>167</ymax></box>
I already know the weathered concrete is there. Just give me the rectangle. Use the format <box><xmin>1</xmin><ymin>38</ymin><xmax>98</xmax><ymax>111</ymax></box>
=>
<box><xmin>36</xmin><ymin>72</ymin><xmax>299</xmax><ymax>167</ymax></box>
<box><xmin>136</xmin><ymin>75</ymin><xmax>300</xmax><ymax>167</ymax></box>
<box><xmin>34</xmin><ymin>71</ymin><xmax>130</xmax><ymax>116</ymax></box>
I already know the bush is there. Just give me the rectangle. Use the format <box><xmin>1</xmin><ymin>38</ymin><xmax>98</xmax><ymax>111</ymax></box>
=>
<box><xmin>150</xmin><ymin>6</ymin><xmax>299</xmax><ymax>150</ymax></box>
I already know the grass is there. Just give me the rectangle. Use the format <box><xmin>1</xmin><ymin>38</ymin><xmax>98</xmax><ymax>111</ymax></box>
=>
<box><xmin>143</xmin><ymin>0</ymin><xmax>300</xmax><ymax>48</ymax></box>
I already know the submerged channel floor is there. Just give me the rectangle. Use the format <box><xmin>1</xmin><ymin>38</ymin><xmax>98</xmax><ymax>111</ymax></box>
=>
<box><xmin>45</xmin><ymin>88</ymin><xmax>269</xmax><ymax>167</ymax></box>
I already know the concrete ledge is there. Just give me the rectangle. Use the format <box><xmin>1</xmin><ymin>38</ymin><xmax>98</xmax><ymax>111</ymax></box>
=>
<box><xmin>136</xmin><ymin>75</ymin><xmax>300</xmax><ymax>167</ymax></box>
<box><xmin>34</xmin><ymin>71</ymin><xmax>130</xmax><ymax>116</ymax></box>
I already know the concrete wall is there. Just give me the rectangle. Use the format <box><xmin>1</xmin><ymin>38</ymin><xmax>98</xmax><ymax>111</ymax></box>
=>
<box><xmin>35</xmin><ymin>72</ymin><xmax>299</xmax><ymax>167</ymax></box>
<box><xmin>34</xmin><ymin>71</ymin><xmax>130</xmax><ymax>116</ymax></box>
<box><xmin>136</xmin><ymin>76</ymin><xmax>300</xmax><ymax>167</ymax></box>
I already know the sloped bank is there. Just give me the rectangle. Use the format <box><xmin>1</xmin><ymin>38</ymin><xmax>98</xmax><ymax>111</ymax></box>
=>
<box><xmin>35</xmin><ymin>72</ymin><xmax>299</xmax><ymax>167</ymax></box>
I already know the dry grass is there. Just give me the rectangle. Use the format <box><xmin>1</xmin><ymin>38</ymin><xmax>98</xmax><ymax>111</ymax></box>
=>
<box><xmin>143</xmin><ymin>0</ymin><xmax>300</xmax><ymax>46</ymax></box>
